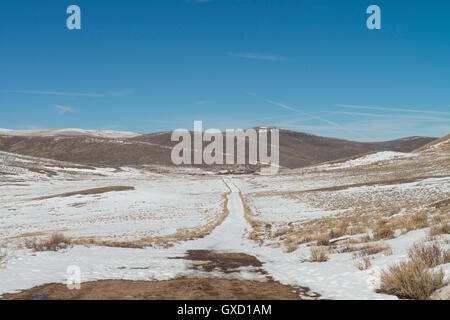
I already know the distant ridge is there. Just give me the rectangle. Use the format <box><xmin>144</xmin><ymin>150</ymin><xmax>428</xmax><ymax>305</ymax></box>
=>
<box><xmin>0</xmin><ymin>128</ymin><xmax>141</xmax><ymax>139</ymax></box>
<box><xmin>0</xmin><ymin>127</ymin><xmax>437</xmax><ymax>169</ymax></box>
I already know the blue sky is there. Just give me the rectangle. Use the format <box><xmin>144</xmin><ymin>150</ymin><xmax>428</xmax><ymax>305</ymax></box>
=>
<box><xmin>1</xmin><ymin>0</ymin><xmax>449</xmax><ymax>141</ymax></box>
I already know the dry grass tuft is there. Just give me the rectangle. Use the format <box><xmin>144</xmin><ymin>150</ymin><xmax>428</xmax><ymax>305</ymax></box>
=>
<box><xmin>408</xmin><ymin>212</ymin><xmax>430</xmax><ymax>230</ymax></box>
<box><xmin>377</xmin><ymin>259</ymin><xmax>446</xmax><ymax>300</ymax></box>
<box><xmin>362</xmin><ymin>243</ymin><xmax>392</xmax><ymax>256</ymax></box>
<box><xmin>25</xmin><ymin>233</ymin><xmax>73</xmax><ymax>252</ymax></box>
<box><xmin>329</xmin><ymin>222</ymin><xmax>349</xmax><ymax>239</ymax></box>
<box><xmin>374</xmin><ymin>227</ymin><xmax>395</xmax><ymax>240</ymax></box>
<box><xmin>354</xmin><ymin>257</ymin><xmax>372</xmax><ymax>270</ymax></box>
<box><xmin>283</xmin><ymin>237</ymin><xmax>299</xmax><ymax>253</ymax></box>
<box><xmin>347</xmin><ymin>243</ymin><xmax>392</xmax><ymax>257</ymax></box>
<box><xmin>408</xmin><ymin>241</ymin><xmax>450</xmax><ymax>268</ymax></box>
<box><xmin>273</xmin><ymin>228</ymin><xmax>290</xmax><ymax>238</ymax></box>
<box><xmin>373</xmin><ymin>220</ymin><xmax>395</xmax><ymax>240</ymax></box>
<box><xmin>429</xmin><ymin>223</ymin><xmax>450</xmax><ymax>236</ymax></box>
<box><xmin>314</xmin><ymin>233</ymin><xmax>331</xmax><ymax>246</ymax></box>
<box><xmin>307</xmin><ymin>247</ymin><xmax>329</xmax><ymax>262</ymax></box>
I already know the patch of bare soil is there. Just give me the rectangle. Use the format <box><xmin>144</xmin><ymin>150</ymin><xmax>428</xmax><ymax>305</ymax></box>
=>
<box><xmin>172</xmin><ymin>250</ymin><xmax>264</xmax><ymax>274</ymax></box>
<box><xmin>1</xmin><ymin>279</ymin><xmax>305</xmax><ymax>300</ymax></box>
<box><xmin>169</xmin><ymin>250</ymin><xmax>321</xmax><ymax>298</ymax></box>
<box><xmin>30</xmin><ymin>186</ymin><xmax>135</xmax><ymax>200</ymax></box>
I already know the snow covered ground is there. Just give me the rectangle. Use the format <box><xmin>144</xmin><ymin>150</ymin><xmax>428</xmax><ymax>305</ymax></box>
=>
<box><xmin>0</xmin><ymin>152</ymin><xmax>228</xmax><ymax>244</ymax></box>
<box><xmin>317</xmin><ymin>151</ymin><xmax>415</xmax><ymax>170</ymax></box>
<box><xmin>0</xmin><ymin>149</ymin><xmax>449</xmax><ymax>299</ymax></box>
<box><xmin>0</xmin><ymin>128</ymin><xmax>141</xmax><ymax>139</ymax></box>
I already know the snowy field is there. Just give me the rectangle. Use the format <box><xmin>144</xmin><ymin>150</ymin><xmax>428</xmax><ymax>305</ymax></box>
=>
<box><xmin>0</xmin><ymin>147</ymin><xmax>449</xmax><ymax>299</ymax></box>
<box><xmin>0</xmin><ymin>152</ymin><xmax>228</xmax><ymax>244</ymax></box>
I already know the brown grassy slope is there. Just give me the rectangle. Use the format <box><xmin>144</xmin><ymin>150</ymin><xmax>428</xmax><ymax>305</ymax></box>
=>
<box><xmin>414</xmin><ymin>134</ymin><xmax>450</xmax><ymax>152</ymax></box>
<box><xmin>0</xmin><ymin>136</ymin><xmax>173</xmax><ymax>167</ymax></box>
<box><xmin>0</xmin><ymin>129</ymin><xmax>435</xmax><ymax>169</ymax></box>
<box><xmin>274</xmin><ymin>130</ymin><xmax>434</xmax><ymax>168</ymax></box>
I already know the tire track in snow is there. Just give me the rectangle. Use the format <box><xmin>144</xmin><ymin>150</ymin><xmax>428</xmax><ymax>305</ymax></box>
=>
<box><xmin>174</xmin><ymin>178</ymin><xmax>250</xmax><ymax>251</ymax></box>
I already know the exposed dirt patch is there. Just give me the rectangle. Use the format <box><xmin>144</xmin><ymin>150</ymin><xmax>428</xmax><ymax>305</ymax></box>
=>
<box><xmin>69</xmin><ymin>202</ymin><xmax>87</xmax><ymax>208</ymax></box>
<box><xmin>30</xmin><ymin>186</ymin><xmax>135</xmax><ymax>201</ymax></box>
<box><xmin>26</xmin><ymin>167</ymin><xmax>57</xmax><ymax>177</ymax></box>
<box><xmin>172</xmin><ymin>250</ymin><xmax>264</xmax><ymax>274</ymax></box>
<box><xmin>168</xmin><ymin>250</ymin><xmax>320</xmax><ymax>298</ymax></box>
<box><xmin>1</xmin><ymin>278</ymin><xmax>307</xmax><ymax>300</ymax></box>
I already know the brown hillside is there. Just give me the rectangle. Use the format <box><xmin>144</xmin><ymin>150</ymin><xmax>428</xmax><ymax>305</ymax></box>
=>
<box><xmin>414</xmin><ymin>134</ymin><xmax>450</xmax><ymax>152</ymax></box>
<box><xmin>0</xmin><ymin>129</ymin><xmax>436</xmax><ymax>169</ymax></box>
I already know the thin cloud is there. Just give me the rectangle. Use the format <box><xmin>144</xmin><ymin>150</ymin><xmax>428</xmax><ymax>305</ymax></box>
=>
<box><xmin>270</xmin><ymin>111</ymin><xmax>449</xmax><ymax>141</ymax></box>
<box><xmin>5</xmin><ymin>89</ymin><xmax>133</xmax><ymax>98</ymax></box>
<box><xmin>276</xmin><ymin>120</ymin><xmax>443</xmax><ymax>142</ymax></box>
<box><xmin>336</xmin><ymin>104</ymin><xmax>450</xmax><ymax>116</ymax></box>
<box><xmin>265</xmin><ymin>99</ymin><xmax>370</xmax><ymax>139</ymax></box>
<box><xmin>55</xmin><ymin>105</ymin><xmax>74</xmax><ymax>114</ymax></box>
<box><xmin>106</xmin><ymin>90</ymin><xmax>134</xmax><ymax>96</ymax></box>
<box><xmin>333</xmin><ymin>119</ymin><xmax>448</xmax><ymax>141</ymax></box>
<box><xmin>228</xmin><ymin>52</ymin><xmax>287</xmax><ymax>61</ymax></box>
<box><xmin>331</xmin><ymin>111</ymin><xmax>450</xmax><ymax>122</ymax></box>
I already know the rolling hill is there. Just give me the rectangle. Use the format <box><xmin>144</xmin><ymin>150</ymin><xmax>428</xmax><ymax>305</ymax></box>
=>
<box><xmin>0</xmin><ymin>128</ymin><xmax>438</xmax><ymax>169</ymax></box>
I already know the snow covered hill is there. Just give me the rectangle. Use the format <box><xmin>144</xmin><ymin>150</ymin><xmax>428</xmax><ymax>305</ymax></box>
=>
<box><xmin>0</xmin><ymin>128</ymin><xmax>141</xmax><ymax>139</ymax></box>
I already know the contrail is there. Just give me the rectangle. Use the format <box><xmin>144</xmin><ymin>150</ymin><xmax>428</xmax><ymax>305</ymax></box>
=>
<box><xmin>4</xmin><ymin>90</ymin><xmax>133</xmax><ymax>98</ymax></box>
<box><xmin>336</xmin><ymin>104</ymin><xmax>450</xmax><ymax>116</ymax></box>
<box><xmin>265</xmin><ymin>99</ymin><xmax>370</xmax><ymax>140</ymax></box>
<box><xmin>330</xmin><ymin>111</ymin><xmax>450</xmax><ymax>122</ymax></box>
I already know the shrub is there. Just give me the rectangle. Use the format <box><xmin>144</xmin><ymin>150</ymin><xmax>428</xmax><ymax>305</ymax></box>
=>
<box><xmin>351</xmin><ymin>243</ymin><xmax>393</xmax><ymax>258</ymax></box>
<box><xmin>308</xmin><ymin>247</ymin><xmax>329</xmax><ymax>262</ymax></box>
<box><xmin>408</xmin><ymin>241</ymin><xmax>450</xmax><ymax>268</ymax></box>
<box><xmin>429</xmin><ymin>223</ymin><xmax>450</xmax><ymax>236</ymax></box>
<box><xmin>378</xmin><ymin>259</ymin><xmax>447</xmax><ymax>300</ymax></box>
<box><xmin>283</xmin><ymin>237</ymin><xmax>298</xmax><ymax>253</ymax></box>
<box><xmin>355</xmin><ymin>257</ymin><xmax>372</xmax><ymax>270</ymax></box>
<box><xmin>329</xmin><ymin>222</ymin><xmax>348</xmax><ymax>239</ymax></box>
<box><xmin>374</xmin><ymin>227</ymin><xmax>395</xmax><ymax>240</ymax></box>
<box><xmin>273</xmin><ymin>227</ymin><xmax>290</xmax><ymax>238</ymax></box>
<box><xmin>315</xmin><ymin>233</ymin><xmax>331</xmax><ymax>246</ymax></box>
<box><xmin>25</xmin><ymin>233</ymin><xmax>72</xmax><ymax>252</ymax></box>
<box><xmin>408</xmin><ymin>212</ymin><xmax>429</xmax><ymax>230</ymax></box>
